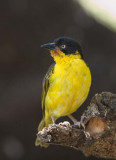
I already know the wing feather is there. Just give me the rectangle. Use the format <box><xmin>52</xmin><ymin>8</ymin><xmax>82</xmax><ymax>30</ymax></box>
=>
<box><xmin>41</xmin><ymin>63</ymin><xmax>55</xmax><ymax>116</ymax></box>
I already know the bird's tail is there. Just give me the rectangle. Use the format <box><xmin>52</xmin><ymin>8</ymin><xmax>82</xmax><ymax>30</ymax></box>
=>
<box><xmin>35</xmin><ymin>116</ymin><xmax>52</xmax><ymax>147</ymax></box>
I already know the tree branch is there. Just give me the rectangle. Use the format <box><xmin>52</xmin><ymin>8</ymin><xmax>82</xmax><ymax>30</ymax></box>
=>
<box><xmin>36</xmin><ymin>92</ymin><xmax>116</xmax><ymax>159</ymax></box>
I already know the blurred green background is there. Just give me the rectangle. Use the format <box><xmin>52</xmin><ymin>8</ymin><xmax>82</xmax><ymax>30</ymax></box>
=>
<box><xmin>0</xmin><ymin>0</ymin><xmax>116</xmax><ymax>160</ymax></box>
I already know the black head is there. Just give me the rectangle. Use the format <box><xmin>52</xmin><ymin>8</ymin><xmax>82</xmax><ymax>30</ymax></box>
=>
<box><xmin>54</xmin><ymin>37</ymin><xmax>82</xmax><ymax>55</ymax></box>
<box><xmin>41</xmin><ymin>37</ymin><xmax>83</xmax><ymax>58</ymax></box>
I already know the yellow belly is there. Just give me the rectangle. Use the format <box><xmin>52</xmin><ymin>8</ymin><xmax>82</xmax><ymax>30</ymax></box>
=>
<box><xmin>45</xmin><ymin>58</ymin><xmax>91</xmax><ymax>119</ymax></box>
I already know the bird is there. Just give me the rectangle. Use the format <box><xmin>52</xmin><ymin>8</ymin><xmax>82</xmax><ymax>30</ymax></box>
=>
<box><xmin>35</xmin><ymin>37</ymin><xmax>91</xmax><ymax>146</ymax></box>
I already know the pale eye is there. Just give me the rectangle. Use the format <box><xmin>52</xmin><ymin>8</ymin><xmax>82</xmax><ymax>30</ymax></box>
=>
<box><xmin>61</xmin><ymin>44</ymin><xmax>66</xmax><ymax>49</ymax></box>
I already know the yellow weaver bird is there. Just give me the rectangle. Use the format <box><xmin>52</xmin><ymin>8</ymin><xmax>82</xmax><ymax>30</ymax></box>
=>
<box><xmin>35</xmin><ymin>37</ymin><xmax>91</xmax><ymax>146</ymax></box>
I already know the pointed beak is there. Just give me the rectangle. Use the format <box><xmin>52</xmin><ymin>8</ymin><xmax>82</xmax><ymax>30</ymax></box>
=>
<box><xmin>41</xmin><ymin>42</ymin><xmax>56</xmax><ymax>51</ymax></box>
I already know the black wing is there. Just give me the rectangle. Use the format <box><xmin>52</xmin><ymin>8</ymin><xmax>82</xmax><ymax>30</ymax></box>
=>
<box><xmin>42</xmin><ymin>63</ymin><xmax>55</xmax><ymax>117</ymax></box>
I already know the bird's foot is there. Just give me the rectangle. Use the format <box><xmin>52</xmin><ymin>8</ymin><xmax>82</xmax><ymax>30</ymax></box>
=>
<box><xmin>80</xmin><ymin>113</ymin><xmax>87</xmax><ymax>129</ymax></box>
<box><xmin>73</xmin><ymin>121</ymin><xmax>81</xmax><ymax>128</ymax></box>
<box><xmin>68</xmin><ymin>114</ymin><xmax>81</xmax><ymax>128</ymax></box>
<box><xmin>51</xmin><ymin>116</ymin><xmax>55</xmax><ymax>125</ymax></box>
<box><xmin>68</xmin><ymin>114</ymin><xmax>86</xmax><ymax>129</ymax></box>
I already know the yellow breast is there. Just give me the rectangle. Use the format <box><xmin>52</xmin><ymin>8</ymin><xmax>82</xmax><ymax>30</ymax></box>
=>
<box><xmin>45</xmin><ymin>55</ymin><xmax>91</xmax><ymax>119</ymax></box>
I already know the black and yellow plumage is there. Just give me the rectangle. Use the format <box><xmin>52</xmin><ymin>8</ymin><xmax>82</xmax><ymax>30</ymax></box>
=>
<box><xmin>35</xmin><ymin>37</ymin><xmax>91</xmax><ymax>146</ymax></box>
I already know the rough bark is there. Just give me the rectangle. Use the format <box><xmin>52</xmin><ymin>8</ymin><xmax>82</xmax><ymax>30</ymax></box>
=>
<box><xmin>36</xmin><ymin>92</ymin><xmax>116</xmax><ymax>159</ymax></box>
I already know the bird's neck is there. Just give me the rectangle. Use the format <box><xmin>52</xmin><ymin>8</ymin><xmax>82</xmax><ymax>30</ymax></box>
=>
<box><xmin>52</xmin><ymin>54</ymin><xmax>82</xmax><ymax>64</ymax></box>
